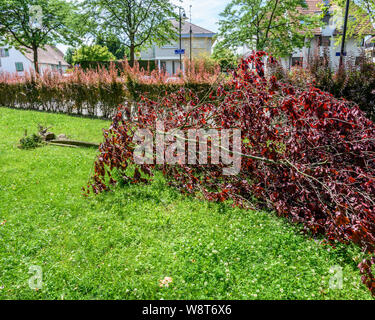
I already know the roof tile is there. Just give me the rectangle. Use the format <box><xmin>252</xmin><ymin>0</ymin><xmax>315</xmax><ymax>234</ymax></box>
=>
<box><xmin>170</xmin><ymin>19</ymin><xmax>215</xmax><ymax>35</ymax></box>
<box><xmin>23</xmin><ymin>45</ymin><xmax>69</xmax><ymax>66</ymax></box>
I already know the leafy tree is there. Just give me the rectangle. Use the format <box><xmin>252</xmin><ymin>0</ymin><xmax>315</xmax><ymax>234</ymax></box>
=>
<box><xmin>0</xmin><ymin>0</ymin><xmax>84</xmax><ymax>73</ymax></box>
<box><xmin>85</xmin><ymin>0</ymin><xmax>178</xmax><ymax>65</ymax></box>
<box><xmin>64</xmin><ymin>47</ymin><xmax>75</xmax><ymax>65</ymax></box>
<box><xmin>212</xmin><ymin>44</ymin><xmax>239</xmax><ymax>71</ymax></box>
<box><xmin>96</xmin><ymin>34</ymin><xmax>128</xmax><ymax>60</ymax></box>
<box><xmin>330</xmin><ymin>0</ymin><xmax>375</xmax><ymax>42</ymax></box>
<box><xmin>217</xmin><ymin>0</ymin><xmax>322</xmax><ymax>57</ymax></box>
<box><xmin>72</xmin><ymin>44</ymin><xmax>116</xmax><ymax>64</ymax></box>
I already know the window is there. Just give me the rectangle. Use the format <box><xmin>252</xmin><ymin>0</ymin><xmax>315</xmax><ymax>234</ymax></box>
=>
<box><xmin>319</xmin><ymin>36</ymin><xmax>331</xmax><ymax>47</ymax></box>
<box><xmin>160</xmin><ymin>61</ymin><xmax>167</xmax><ymax>72</ymax></box>
<box><xmin>15</xmin><ymin>62</ymin><xmax>24</xmax><ymax>72</ymax></box>
<box><xmin>0</xmin><ymin>48</ymin><xmax>9</xmax><ymax>57</ymax></box>
<box><xmin>292</xmin><ymin>57</ymin><xmax>303</xmax><ymax>67</ymax></box>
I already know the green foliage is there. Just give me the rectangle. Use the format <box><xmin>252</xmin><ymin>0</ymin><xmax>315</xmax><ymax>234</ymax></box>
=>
<box><xmin>64</xmin><ymin>47</ymin><xmax>75</xmax><ymax>65</ymax></box>
<box><xmin>212</xmin><ymin>44</ymin><xmax>239</xmax><ymax>71</ymax></box>
<box><xmin>84</xmin><ymin>0</ymin><xmax>178</xmax><ymax>63</ymax></box>
<box><xmin>96</xmin><ymin>34</ymin><xmax>128</xmax><ymax>60</ymax></box>
<box><xmin>137</xmin><ymin>60</ymin><xmax>157</xmax><ymax>72</ymax></box>
<box><xmin>217</xmin><ymin>0</ymin><xmax>322</xmax><ymax>57</ymax></box>
<box><xmin>19</xmin><ymin>133</ymin><xmax>42</xmax><ymax>149</ymax></box>
<box><xmin>0</xmin><ymin>0</ymin><xmax>84</xmax><ymax>72</ymax></box>
<box><xmin>0</xmin><ymin>107</ymin><xmax>373</xmax><ymax>299</ymax></box>
<box><xmin>72</xmin><ymin>45</ymin><xmax>116</xmax><ymax>65</ymax></box>
<box><xmin>330</xmin><ymin>0</ymin><xmax>375</xmax><ymax>43</ymax></box>
<box><xmin>306</xmin><ymin>52</ymin><xmax>375</xmax><ymax>121</ymax></box>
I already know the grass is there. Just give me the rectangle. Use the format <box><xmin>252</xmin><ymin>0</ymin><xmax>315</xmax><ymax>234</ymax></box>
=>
<box><xmin>0</xmin><ymin>107</ymin><xmax>373</xmax><ymax>300</ymax></box>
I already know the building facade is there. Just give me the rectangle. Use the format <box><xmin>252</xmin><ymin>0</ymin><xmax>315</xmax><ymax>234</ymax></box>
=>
<box><xmin>365</xmin><ymin>36</ymin><xmax>375</xmax><ymax>63</ymax></box>
<box><xmin>0</xmin><ymin>45</ymin><xmax>69</xmax><ymax>75</ymax></box>
<box><xmin>281</xmin><ymin>0</ymin><xmax>374</xmax><ymax>70</ymax></box>
<box><xmin>140</xmin><ymin>20</ymin><xmax>216</xmax><ymax>75</ymax></box>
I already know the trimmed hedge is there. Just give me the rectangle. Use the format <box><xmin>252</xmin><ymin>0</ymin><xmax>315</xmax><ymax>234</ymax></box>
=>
<box><xmin>0</xmin><ymin>75</ymin><xmax>218</xmax><ymax>119</ymax></box>
<box><xmin>126</xmin><ymin>76</ymin><xmax>217</xmax><ymax>102</ymax></box>
<box><xmin>0</xmin><ymin>80</ymin><xmax>126</xmax><ymax>118</ymax></box>
<box><xmin>78</xmin><ymin>60</ymin><xmax>157</xmax><ymax>72</ymax></box>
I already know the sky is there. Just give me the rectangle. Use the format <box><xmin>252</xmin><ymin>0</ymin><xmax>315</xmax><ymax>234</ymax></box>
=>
<box><xmin>57</xmin><ymin>0</ymin><xmax>231</xmax><ymax>54</ymax></box>
<box><xmin>173</xmin><ymin>0</ymin><xmax>230</xmax><ymax>33</ymax></box>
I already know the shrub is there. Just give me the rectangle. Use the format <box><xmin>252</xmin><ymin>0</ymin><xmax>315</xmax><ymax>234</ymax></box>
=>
<box><xmin>72</xmin><ymin>44</ymin><xmax>116</xmax><ymax>65</ymax></box>
<box><xmin>0</xmin><ymin>65</ymin><xmax>125</xmax><ymax>118</ymax></box>
<box><xmin>0</xmin><ymin>60</ymin><xmax>220</xmax><ymax>118</ymax></box>
<box><xmin>85</xmin><ymin>52</ymin><xmax>375</xmax><ymax>296</ymax></box>
<box><xmin>286</xmin><ymin>66</ymin><xmax>315</xmax><ymax>88</ymax></box>
<box><xmin>19</xmin><ymin>133</ymin><xmax>42</xmax><ymax>149</ymax></box>
<box><xmin>78</xmin><ymin>60</ymin><xmax>157</xmax><ymax>72</ymax></box>
<box><xmin>306</xmin><ymin>51</ymin><xmax>375</xmax><ymax>121</ymax></box>
<box><xmin>184</xmin><ymin>54</ymin><xmax>221</xmax><ymax>76</ymax></box>
<box><xmin>212</xmin><ymin>45</ymin><xmax>240</xmax><ymax>72</ymax></box>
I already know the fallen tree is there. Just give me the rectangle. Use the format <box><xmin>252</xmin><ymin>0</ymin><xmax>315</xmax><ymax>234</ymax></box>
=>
<box><xmin>85</xmin><ymin>52</ymin><xmax>375</xmax><ymax>295</ymax></box>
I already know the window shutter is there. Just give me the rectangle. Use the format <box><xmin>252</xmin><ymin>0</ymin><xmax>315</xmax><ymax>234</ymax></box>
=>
<box><xmin>0</xmin><ymin>48</ymin><xmax>9</xmax><ymax>57</ymax></box>
<box><xmin>15</xmin><ymin>62</ymin><xmax>24</xmax><ymax>72</ymax></box>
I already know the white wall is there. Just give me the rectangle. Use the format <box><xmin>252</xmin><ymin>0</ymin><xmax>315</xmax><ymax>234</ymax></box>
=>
<box><xmin>140</xmin><ymin>36</ymin><xmax>214</xmax><ymax>75</ymax></box>
<box><xmin>284</xmin><ymin>36</ymin><xmax>364</xmax><ymax>71</ymax></box>
<box><xmin>0</xmin><ymin>47</ymin><xmax>33</xmax><ymax>76</ymax></box>
<box><xmin>141</xmin><ymin>37</ymin><xmax>213</xmax><ymax>61</ymax></box>
<box><xmin>0</xmin><ymin>46</ymin><xmax>68</xmax><ymax>76</ymax></box>
<box><xmin>39</xmin><ymin>63</ymin><xmax>69</xmax><ymax>74</ymax></box>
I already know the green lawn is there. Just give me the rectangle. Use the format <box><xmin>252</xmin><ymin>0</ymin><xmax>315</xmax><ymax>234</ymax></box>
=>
<box><xmin>0</xmin><ymin>107</ymin><xmax>373</xmax><ymax>300</ymax></box>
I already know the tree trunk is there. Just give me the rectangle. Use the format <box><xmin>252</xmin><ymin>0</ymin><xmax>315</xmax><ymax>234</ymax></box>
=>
<box><xmin>129</xmin><ymin>43</ymin><xmax>135</xmax><ymax>67</ymax></box>
<box><xmin>33</xmin><ymin>46</ymin><xmax>39</xmax><ymax>74</ymax></box>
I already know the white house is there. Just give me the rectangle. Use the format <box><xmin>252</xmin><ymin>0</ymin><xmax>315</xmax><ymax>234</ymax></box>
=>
<box><xmin>281</xmin><ymin>0</ymin><xmax>374</xmax><ymax>70</ymax></box>
<box><xmin>0</xmin><ymin>45</ymin><xmax>69</xmax><ymax>75</ymax></box>
<box><xmin>365</xmin><ymin>36</ymin><xmax>375</xmax><ymax>63</ymax></box>
<box><xmin>140</xmin><ymin>20</ymin><xmax>216</xmax><ymax>75</ymax></box>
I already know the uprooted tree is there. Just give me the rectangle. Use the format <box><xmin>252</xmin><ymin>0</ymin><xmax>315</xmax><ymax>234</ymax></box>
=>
<box><xmin>85</xmin><ymin>52</ymin><xmax>375</xmax><ymax>295</ymax></box>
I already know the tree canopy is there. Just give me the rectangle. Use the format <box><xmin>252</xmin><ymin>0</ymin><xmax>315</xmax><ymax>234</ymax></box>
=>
<box><xmin>72</xmin><ymin>44</ymin><xmax>116</xmax><ymax>64</ymax></box>
<box><xmin>64</xmin><ymin>47</ymin><xmax>75</xmax><ymax>65</ymax></box>
<box><xmin>330</xmin><ymin>0</ymin><xmax>375</xmax><ymax>42</ymax></box>
<box><xmin>212</xmin><ymin>44</ymin><xmax>239</xmax><ymax>71</ymax></box>
<box><xmin>84</xmin><ymin>0</ymin><xmax>178</xmax><ymax>65</ymax></box>
<box><xmin>217</xmin><ymin>0</ymin><xmax>322</xmax><ymax>57</ymax></box>
<box><xmin>0</xmin><ymin>0</ymin><xmax>84</xmax><ymax>73</ymax></box>
<box><xmin>95</xmin><ymin>34</ymin><xmax>127</xmax><ymax>60</ymax></box>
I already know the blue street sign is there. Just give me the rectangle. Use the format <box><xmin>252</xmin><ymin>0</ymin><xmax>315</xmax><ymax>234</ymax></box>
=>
<box><xmin>175</xmin><ymin>49</ymin><xmax>185</xmax><ymax>55</ymax></box>
<box><xmin>336</xmin><ymin>52</ymin><xmax>347</xmax><ymax>56</ymax></box>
